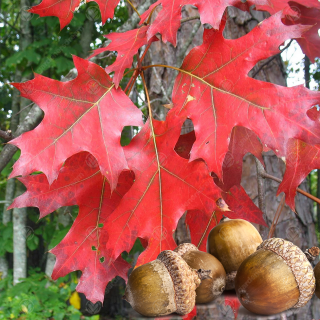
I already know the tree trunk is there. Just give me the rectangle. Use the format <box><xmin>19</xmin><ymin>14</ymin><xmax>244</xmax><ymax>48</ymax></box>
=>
<box><xmin>80</xmin><ymin>19</ymin><xmax>95</xmax><ymax>58</ymax></box>
<box><xmin>0</xmin><ymin>69</ymin><xmax>21</xmax><ymax>280</ymax></box>
<box><xmin>12</xmin><ymin>0</ymin><xmax>33</xmax><ymax>285</ymax></box>
<box><xmin>45</xmin><ymin>208</ymin><xmax>71</xmax><ymax>277</ymax></box>
<box><xmin>13</xmin><ymin>182</ymin><xmax>27</xmax><ymax>284</ymax></box>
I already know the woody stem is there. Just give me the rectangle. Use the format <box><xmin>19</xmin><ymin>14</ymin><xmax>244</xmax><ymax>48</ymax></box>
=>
<box><xmin>261</xmin><ymin>172</ymin><xmax>320</xmax><ymax>206</ymax></box>
<box><xmin>125</xmin><ymin>0</ymin><xmax>141</xmax><ymax>17</ymax></box>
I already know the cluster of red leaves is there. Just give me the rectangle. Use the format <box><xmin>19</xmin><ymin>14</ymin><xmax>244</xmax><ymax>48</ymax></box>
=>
<box><xmin>9</xmin><ymin>0</ymin><xmax>320</xmax><ymax>308</ymax></box>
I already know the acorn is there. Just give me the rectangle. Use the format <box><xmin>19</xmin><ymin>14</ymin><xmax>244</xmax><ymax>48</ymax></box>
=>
<box><xmin>235</xmin><ymin>238</ymin><xmax>316</xmax><ymax>315</ymax></box>
<box><xmin>123</xmin><ymin>250</ymin><xmax>211</xmax><ymax>317</ymax></box>
<box><xmin>174</xmin><ymin>243</ymin><xmax>226</xmax><ymax>303</ymax></box>
<box><xmin>207</xmin><ymin>218</ymin><xmax>262</xmax><ymax>290</ymax></box>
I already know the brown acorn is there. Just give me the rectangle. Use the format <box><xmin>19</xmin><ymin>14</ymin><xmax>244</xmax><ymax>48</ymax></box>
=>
<box><xmin>235</xmin><ymin>238</ymin><xmax>316</xmax><ymax>315</ymax></box>
<box><xmin>123</xmin><ymin>250</ymin><xmax>210</xmax><ymax>317</ymax></box>
<box><xmin>174</xmin><ymin>243</ymin><xmax>226</xmax><ymax>303</ymax></box>
<box><xmin>207</xmin><ymin>218</ymin><xmax>262</xmax><ymax>290</ymax></box>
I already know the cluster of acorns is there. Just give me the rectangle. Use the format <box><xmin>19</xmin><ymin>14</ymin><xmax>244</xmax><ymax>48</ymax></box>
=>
<box><xmin>123</xmin><ymin>218</ymin><xmax>320</xmax><ymax>317</ymax></box>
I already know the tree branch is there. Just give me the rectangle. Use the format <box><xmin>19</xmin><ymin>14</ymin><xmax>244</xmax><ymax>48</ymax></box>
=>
<box><xmin>0</xmin><ymin>105</ymin><xmax>43</xmax><ymax>173</ymax></box>
<box><xmin>180</xmin><ymin>15</ymin><xmax>200</xmax><ymax>24</ymax></box>
<box><xmin>252</xmin><ymin>40</ymin><xmax>293</xmax><ymax>78</ymax></box>
<box><xmin>0</xmin><ymin>16</ymin><xmax>20</xmax><ymax>33</ymax></box>
<box><xmin>261</xmin><ymin>171</ymin><xmax>320</xmax><ymax>206</ymax></box>
<box><xmin>0</xmin><ymin>130</ymin><xmax>13</xmax><ymax>141</ymax></box>
<box><xmin>126</xmin><ymin>0</ymin><xmax>141</xmax><ymax>17</ymax></box>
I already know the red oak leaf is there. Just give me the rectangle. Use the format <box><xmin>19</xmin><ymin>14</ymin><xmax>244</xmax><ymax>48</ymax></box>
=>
<box><xmin>278</xmin><ymin>139</ymin><xmax>320</xmax><ymax>210</ymax></box>
<box><xmin>224</xmin><ymin>294</ymin><xmax>241</xmax><ymax>319</ymax></box>
<box><xmin>140</xmin><ymin>0</ymin><xmax>320</xmax><ymax>46</ymax></box>
<box><xmin>171</xmin><ymin>12</ymin><xmax>320</xmax><ymax>181</ymax></box>
<box><xmin>282</xmin><ymin>2</ymin><xmax>320</xmax><ymax>62</ymax></box>
<box><xmin>28</xmin><ymin>0</ymin><xmax>81</xmax><ymax>30</ymax></box>
<box><xmin>104</xmin><ymin>111</ymin><xmax>224</xmax><ymax>267</ymax></box>
<box><xmin>186</xmin><ymin>210</ymin><xmax>223</xmax><ymax>251</ymax></box>
<box><xmin>174</xmin><ymin>130</ymin><xmax>196</xmax><ymax>159</ymax></box>
<box><xmin>222</xmin><ymin>185</ymin><xmax>266</xmax><ymax>226</ymax></box>
<box><xmin>87</xmin><ymin>0</ymin><xmax>120</xmax><ymax>25</ymax></box>
<box><xmin>89</xmin><ymin>26</ymin><xmax>158</xmax><ymax>88</ymax></box>
<box><xmin>9</xmin><ymin>152</ymin><xmax>134</xmax><ymax>303</ymax></box>
<box><xmin>251</xmin><ymin>0</ymin><xmax>320</xmax><ymax>14</ymax></box>
<box><xmin>140</xmin><ymin>0</ymin><xmax>235</xmax><ymax>46</ymax></box>
<box><xmin>175</xmin><ymin>127</ymin><xmax>264</xmax><ymax>191</ymax></box>
<box><xmin>29</xmin><ymin>0</ymin><xmax>121</xmax><ymax>29</ymax></box>
<box><xmin>10</xmin><ymin>56</ymin><xmax>143</xmax><ymax>191</ymax></box>
<box><xmin>186</xmin><ymin>185</ymin><xmax>266</xmax><ymax>251</ymax></box>
<box><xmin>215</xmin><ymin>127</ymin><xmax>264</xmax><ymax>191</ymax></box>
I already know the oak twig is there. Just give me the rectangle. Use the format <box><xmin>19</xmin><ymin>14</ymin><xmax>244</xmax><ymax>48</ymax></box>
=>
<box><xmin>0</xmin><ymin>16</ymin><xmax>20</xmax><ymax>33</ymax></box>
<box><xmin>0</xmin><ymin>130</ymin><xmax>13</xmax><ymax>141</ymax></box>
<box><xmin>255</xmin><ymin>157</ymin><xmax>269</xmax><ymax>239</ymax></box>
<box><xmin>255</xmin><ymin>158</ymin><xmax>266</xmax><ymax>214</ymax></box>
<box><xmin>261</xmin><ymin>172</ymin><xmax>320</xmax><ymax>206</ymax></box>
<box><xmin>125</xmin><ymin>0</ymin><xmax>141</xmax><ymax>17</ymax></box>
<box><xmin>252</xmin><ymin>40</ymin><xmax>293</xmax><ymax>78</ymax></box>
<box><xmin>180</xmin><ymin>15</ymin><xmax>200</xmax><ymax>24</ymax></box>
<box><xmin>268</xmin><ymin>194</ymin><xmax>285</xmax><ymax>239</ymax></box>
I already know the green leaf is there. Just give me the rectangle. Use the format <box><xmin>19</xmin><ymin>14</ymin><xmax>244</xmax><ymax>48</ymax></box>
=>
<box><xmin>55</xmin><ymin>56</ymin><xmax>74</xmax><ymax>73</ymax></box>
<box><xmin>23</xmin><ymin>50</ymin><xmax>41</xmax><ymax>64</ymax></box>
<box><xmin>48</xmin><ymin>227</ymin><xmax>70</xmax><ymax>250</ymax></box>
<box><xmin>27</xmin><ymin>235</ymin><xmax>39</xmax><ymax>251</ymax></box>
<box><xmin>35</xmin><ymin>57</ymin><xmax>55</xmax><ymax>74</ymax></box>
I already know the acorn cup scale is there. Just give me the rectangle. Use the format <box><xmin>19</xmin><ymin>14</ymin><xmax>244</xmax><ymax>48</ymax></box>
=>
<box><xmin>207</xmin><ymin>218</ymin><xmax>262</xmax><ymax>290</ymax></box>
<box><xmin>235</xmin><ymin>238</ymin><xmax>316</xmax><ymax>315</ymax></box>
<box><xmin>174</xmin><ymin>243</ymin><xmax>226</xmax><ymax>304</ymax></box>
<box><xmin>123</xmin><ymin>250</ymin><xmax>210</xmax><ymax>317</ymax></box>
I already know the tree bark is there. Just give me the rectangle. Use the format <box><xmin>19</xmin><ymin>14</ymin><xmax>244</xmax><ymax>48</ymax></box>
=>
<box><xmin>80</xmin><ymin>19</ymin><xmax>95</xmax><ymax>58</ymax></box>
<box><xmin>0</xmin><ymin>68</ymin><xmax>21</xmax><ymax>280</ymax></box>
<box><xmin>45</xmin><ymin>207</ymin><xmax>71</xmax><ymax>277</ymax></box>
<box><xmin>11</xmin><ymin>1</ymin><xmax>33</xmax><ymax>284</ymax></box>
<box><xmin>13</xmin><ymin>182</ymin><xmax>27</xmax><ymax>284</ymax></box>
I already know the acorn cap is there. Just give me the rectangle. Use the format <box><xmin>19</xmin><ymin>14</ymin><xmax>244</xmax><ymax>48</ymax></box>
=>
<box><xmin>174</xmin><ymin>243</ymin><xmax>226</xmax><ymax>304</ymax></box>
<box><xmin>257</xmin><ymin>238</ymin><xmax>315</xmax><ymax>308</ymax></box>
<box><xmin>174</xmin><ymin>243</ymin><xmax>198</xmax><ymax>257</ymax></box>
<box><xmin>157</xmin><ymin>250</ymin><xmax>202</xmax><ymax>314</ymax></box>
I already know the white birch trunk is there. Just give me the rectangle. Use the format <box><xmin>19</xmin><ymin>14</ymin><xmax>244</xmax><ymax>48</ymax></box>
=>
<box><xmin>13</xmin><ymin>183</ymin><xmax>27</xmax><ymax>285</ymax></box>
<box><xmin>45</xmin><ymin>208</ymin><xmax>71</xmax><ymax>277</ymax></box>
